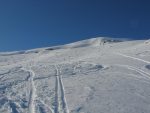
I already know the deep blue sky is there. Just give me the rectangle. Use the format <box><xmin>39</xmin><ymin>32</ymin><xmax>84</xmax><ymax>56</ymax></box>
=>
<box><xmin>0</xmin><ymin>0</ymin><xmax>150</xmax><ymax>51</ymax></box>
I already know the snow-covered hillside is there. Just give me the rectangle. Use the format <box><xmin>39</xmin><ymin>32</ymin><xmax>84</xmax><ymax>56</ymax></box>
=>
<box><xmin>0</xmin><ymin>37</ymin><xmax>150</xmax><ymax>113</ymax></box>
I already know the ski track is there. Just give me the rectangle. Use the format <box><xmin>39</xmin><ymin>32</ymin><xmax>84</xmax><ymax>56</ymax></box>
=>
<box><xmin>115</xmin><ymin>52</ymin><xmax>150</xmax><ymax>80</ymax></box>
<box><xmin>2</xmin><ymin>39</ymin><xmax>150</xmax><ymax>113</ymax></box>
<box><xmin>116</xmin><ymin>52</ymin><xmax>150</xmax><ymax>64</ymax></box>
<box><xmin>114</xmin><ymin>64</ymin><xmax>150</xmax><ymax>80</ymax></box>
<box><xmin>59</xmin><ymin>66</ymin><xmax>69</xmax><ymax>113</ymax></box>
<box><xmin>29</xmin><ymin>70</ymin><xmax>36</xmax><ymax>113</ymax></box>
<box><xmin>55</xmin><ymin>66</ymin><xmax>60</xmax><ymax>113</ymax></box>
<box><xmin>54</xmin><ymin>65</ymin><xmax>69</xmax><ymax>113</ymax></box>
<box><xmin>22</xmin><ymin>68</ymin><xmax>36</xmax><ymax>113</ymax></box>
<box><xmin>22</xmin><ymin>64</ymin><xmax>54</xmax><ymax>113</ymax></box>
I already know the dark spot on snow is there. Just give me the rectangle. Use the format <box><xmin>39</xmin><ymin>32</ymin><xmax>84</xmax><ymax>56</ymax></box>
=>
<box><xmin>78</xmin><ymin>63</ymin><xmax>104</xmax><ymax>74</ymax></box>
<box><xmin>76</xmin><ymin>106</ymin><xmax>83</xmax><ymax>112</ymax></box>
<box><xmin>145</xmin><ymin>65</ymin><xmax>150</xmax><ymax>70</ymax></box>
<box><xmin>9</xmin><ymin>101</ymin><xmax>19</xmax><ymax>113</ymax></box>
<box><xmin>91</xmin><ymin>65</ymin><xmax>103</xmax><ymax>70</ymax></box>
<box><xmin>0</xmin><ymin>85</ymin><xmax>7</xmax><ymax>91</ymax></box>
<box><xmin>20</xmin><ymin>102</ymin><xmax>28</xmax><ymax>108</ymax></box>
<box><xmin>45</xmin><ymin>48</ymin><xmax>55</xmax><ymax>50</ymax></box>
<box><xmin>0</xmin><ymin>97</ymin><xmax>8</xmax><ymax>107</ymax></box>
<box><xmin>45</xmin><ymin>47</ymin><xmax>61</xmax><ymax>51</ymax></box>
<box><xmin>20</xmin><ymin>99</ymin><xmax>28</xmax><ymax>108</ymax></box>
<box><xmin>39</xmin><ymin>106</ymin><xmax>46</xmax><ymax>113</ymax></box>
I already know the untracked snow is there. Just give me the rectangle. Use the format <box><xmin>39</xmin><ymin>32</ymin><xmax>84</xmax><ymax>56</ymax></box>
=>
<box><xmin>0</xmin><ymin>37</ymin><xmax>150</xmax><ymax>113</ymax></box>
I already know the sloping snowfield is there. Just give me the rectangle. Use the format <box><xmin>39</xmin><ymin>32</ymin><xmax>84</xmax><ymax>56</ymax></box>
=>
<box><xmin>0</xmin><ymin>37</ymin><xmax>150</xmax><ymax>113</ymax></box>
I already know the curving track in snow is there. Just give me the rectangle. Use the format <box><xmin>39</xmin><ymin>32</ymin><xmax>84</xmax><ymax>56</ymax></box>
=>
<box><xmin>115</xmin><ymin>52</ymin><xmax>150</xmax><ymax>80</ymax></box>
<box><xmin>114</xmin><ymin>64</ymin><xmax>150</xmax><ymax>80</ymax></box>
<box><xmin>21</xmin><ymin>67</ymin><xmax>37</xmax><ymax>113</ymax></box>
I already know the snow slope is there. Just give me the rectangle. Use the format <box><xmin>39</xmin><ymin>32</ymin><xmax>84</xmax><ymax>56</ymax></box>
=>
<box><xmin>0</xmin><ymin>37</ymin><xmax>150</xmax><ymax>113</ymax></box>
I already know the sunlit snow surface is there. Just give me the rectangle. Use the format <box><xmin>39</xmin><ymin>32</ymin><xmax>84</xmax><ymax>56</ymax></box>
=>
<box><xmin>0</xmin><ymin>38</ymin><xmax>150</xmax><ymax>113</ymax></box>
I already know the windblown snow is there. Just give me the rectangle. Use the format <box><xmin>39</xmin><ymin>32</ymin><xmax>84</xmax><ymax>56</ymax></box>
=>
<box><xmin>0</xmin><ymin>37</ymin><xmax>150</xmax><ymax>113</ymax></box>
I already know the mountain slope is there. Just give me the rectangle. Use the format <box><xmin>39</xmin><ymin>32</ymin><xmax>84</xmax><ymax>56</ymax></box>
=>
<box><xmin>0</xmin><ymin>37</ymin><xmax>150</xmax><ymax>113</ymax></box>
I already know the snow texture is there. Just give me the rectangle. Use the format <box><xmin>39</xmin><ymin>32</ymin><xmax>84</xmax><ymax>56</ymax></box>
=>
<box><xmin>0</xmin><ymin>37</ymin><xmax>150</xmax><ymax>113</ymax></box>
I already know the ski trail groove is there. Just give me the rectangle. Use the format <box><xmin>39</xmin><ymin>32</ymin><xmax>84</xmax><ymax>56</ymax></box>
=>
<box><xmin>54</xmin><ymin>65</ymin><xmax>60</xmax><ymax>113</ymax></box>
<box><xmin>59</xmin><ymin>66</ymin><xmax>69</xmax><ymax>113</ymax></box>
<box><xmin>54</xmin><ymin>65</ymin><xmax>69</xmax><ymax>113</ymax></box>
<box><xmin>29</xmin><ymin>70</ymin><xmax>36</xmax><ymax>113</ymax></box>
<box><xmin>116</xmin><ymin>52</ymin><xmax>150</xmax><ymax>64</ymax></box>
<box><xmin>22</xmin><ymin>68</ymin><xmax>37</xmax><ymax>113</ymax></box>
<box><xmin>115</xmin><ymin>52</ymin><xmax>150</xmax><ymax>78</ymax></box>
<box><xmin>114</xmin><ymin>64</ymin><xmax>150</xmax><ymax>80</ymax></box>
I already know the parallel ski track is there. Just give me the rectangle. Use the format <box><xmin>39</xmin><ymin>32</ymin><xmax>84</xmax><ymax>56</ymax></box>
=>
<box><xmin>114</xmin><ymin>64</ymin><xmax>150</xmax><ymax>80</ymax></box>
<box><xmin>115</xmin><ymin>52</ymin><xmax>150</xmax><ymax>80</ymax></box>
<box><xmin>54</xmin><ymin>65</ymin><xmax>69</xmax><ymax>113</ymax></box>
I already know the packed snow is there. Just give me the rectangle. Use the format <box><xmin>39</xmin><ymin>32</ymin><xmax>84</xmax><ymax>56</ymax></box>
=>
<box><xmin>0</xmin><ymin>37</ymin><xmax>150</xmax><ymax>113</ymax></box>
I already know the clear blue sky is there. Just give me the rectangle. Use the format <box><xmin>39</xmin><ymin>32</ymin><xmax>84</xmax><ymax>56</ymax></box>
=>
<box><xmin>0</xmin><ymin>0</ymin><xmax>150</xmax><ymax>51</ymax></box>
